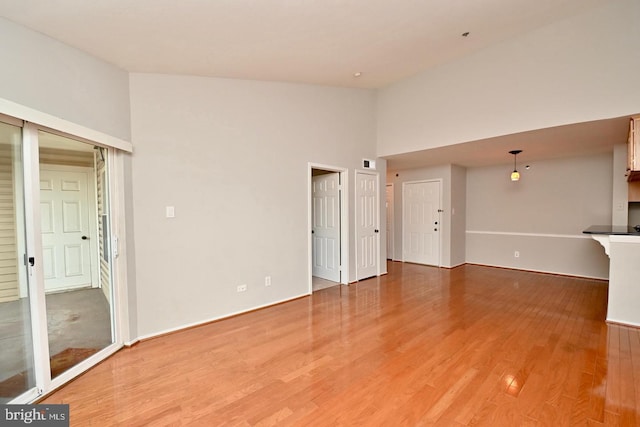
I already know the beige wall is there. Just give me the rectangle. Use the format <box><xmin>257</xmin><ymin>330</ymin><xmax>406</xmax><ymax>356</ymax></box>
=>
<box><xmin>450</xmin><ymin>165</ymin><xmax>467</xmax><ymax>267</ymax></box>
<box><xmin>377</xmin><ymin>0</ymin><xmax>640</xmax><ymax>158</ymax></box>
<box><xmin>465</xmin><ymin>153</ymin><xmax>612</xmax><ymax>278</ymax></box>
<box><xmin>0</xmin><ymin>17</ymin><xmax>131</xmax><ymax>141</ymax></box>
<box><xmin>129</xmin><ymin>73</ymin><xmax>379</xmax><ymax>338</ymax></box>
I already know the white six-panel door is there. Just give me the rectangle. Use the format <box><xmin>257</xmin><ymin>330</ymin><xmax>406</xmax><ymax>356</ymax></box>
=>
<box><xmin>40</xmin><ymin>169</ymin><xmax>93</xmax><ymax>292</ymax></box>
<box><xmin>356</xmin><ymin>171</ymin><xmax>378</xmax><ymax>280</ymax></box>
<box><xmin>312</xmin><ymin>173</ymin><xmax>341</xmax><ymax>282</ymax></box>
<box><xmin>403</xmin><ymin>180</ymin><xmax>441</xmax><ymax>266</ymax></box>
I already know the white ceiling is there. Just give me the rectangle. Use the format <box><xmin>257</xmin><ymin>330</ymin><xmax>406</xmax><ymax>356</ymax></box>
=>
<box><xmin>1</xmin><ymin>0</ymin><xmax>627</xmax><ymax>170</ymax></box>
<box><xmin>0</xmin><ymin>0</ymin><xmax>605</xmax><ymax>89</ymax></box>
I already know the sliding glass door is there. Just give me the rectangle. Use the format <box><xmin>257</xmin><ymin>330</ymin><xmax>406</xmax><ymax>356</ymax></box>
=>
<box><xmin>38</xmin><ymin>131</ymin><xmax>115</xmax><ymax>381</ymax></box>
<box><xmin>0</xmin><ymin>120</ymin><xmax>36</xmax><ymax>403</ymax></box>
<box><xmin>0</xmin><ymin>117</ymin><xmax>121</xmax><ymax>403</ymax></box>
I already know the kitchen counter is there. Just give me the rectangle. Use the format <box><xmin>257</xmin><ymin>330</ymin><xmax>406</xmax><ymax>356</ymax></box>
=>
<box><xmin>583</xmin><ymin>225</ymin><xmax>640</xmax><ymax>235</ymax></box>
<box><xmin>583</xmin><ymin>226</ymin><xmax>640</xmax><ymax>328</ymax></box>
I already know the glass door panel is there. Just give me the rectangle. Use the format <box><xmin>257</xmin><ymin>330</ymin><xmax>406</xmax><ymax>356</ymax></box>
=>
<box><xmin>0</xmin><ymin>121</ymin><xmax>36</xmax><ymax>402</ymax></box>
<box><xmin>38</xmin><ymin>131</ymin><xmax>114</xmax><ymax>379</ymax></box>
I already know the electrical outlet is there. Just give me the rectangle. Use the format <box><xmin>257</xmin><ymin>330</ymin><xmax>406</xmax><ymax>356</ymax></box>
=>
<box><xmin>237</xmin><ymin>284</ymin><xmax>247</xmax><ymax>292</ymax></box>
<box><xmin>514</xmin><ymin>251</ymin><xmax>520</xmax><ymax>258</ymax></box>
<box><xmin>265</xmin><ymin>276</ymin><xmax>271</xmax><ymax>287</ymax></box>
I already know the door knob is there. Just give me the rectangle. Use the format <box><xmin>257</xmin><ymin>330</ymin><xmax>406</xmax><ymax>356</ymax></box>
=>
<box><xmin>82</xmin><ymin>235</ymin><xmax>89</xmax><ymax>240</ymax></box>
<box><xmin>434</xmin><ymin>228</ymin><xmax>438</xmax><ymax>231</ymax></box>
<box><xmin>374</xmin><ymin>229</ymin><xmax>379</xmax><ymax>233</ymax></box>
<box><xmin>434</xmin><ymin>221</ymin><xmax>438</xmax><ymax>225</ymax></box>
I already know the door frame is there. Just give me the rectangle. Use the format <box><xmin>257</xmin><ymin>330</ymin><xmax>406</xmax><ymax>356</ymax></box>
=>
<box><xmin>401</xmin><ymin>179</ymin><xmax>443</xmax><ymax>267</ymax></box>
<box><xmin>308</xmin><ymin>163</ymin><xmax>349</xmax><ymax>293</ymax></box>
<box><xmin>355</xmin><ymin>169</ymin><xmax>380</xmax><ymax>281</ymax></box>
<box><xmin>311</xmin><ymin>172</ymin><xmax>341</xmax><ymax>283</ymax></box>
<box><xmin>386</xmin><ymin>183</ymin><xmax>394</xmax><ymax>261</ymax></box>
<box><xmin>39</xmin><ymin>164</ymin><xmax>100</xmax><ymax>292</ymax></box>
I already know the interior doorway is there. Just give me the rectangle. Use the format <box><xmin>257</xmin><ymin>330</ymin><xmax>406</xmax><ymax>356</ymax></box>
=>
<box><xmin>309</xmin><ymin>164</ymin><xmax>348</xmax><ymax>292</ymax></box>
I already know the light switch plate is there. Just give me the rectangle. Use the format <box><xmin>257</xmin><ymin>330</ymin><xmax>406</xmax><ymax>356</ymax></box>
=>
<box><xmin>166</xmin><ymin>206</ymin><xmax>175</xmax><ymax>218</ymax></box>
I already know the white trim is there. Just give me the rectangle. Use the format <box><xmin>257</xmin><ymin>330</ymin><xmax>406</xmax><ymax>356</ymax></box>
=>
<box><xmin>23</xmin><ymin>122</ymin><xmax>52</xmax><ymax>397</ymax></box>
<box><xmin>466</xmin><ymin>230</ymin><xmax>592</xmax><ymax>239</ymax></box>
<box><xmin>105</xmin><ymin>150</ymin><xmax>131</xmax><ymax>343</ymax></box>
<box><xmin>8</xmin><ymin>388</ymin><xmax>42</xmax><ymax>405</ymax></box>
<box><xmin>0</xmin><ymin>97</ymin><xmax>132</xmax><ymax>152</ymax></box>
<box><xmin>109</xmin><ymin>150</ymin><xmax>130</xmax><ymax>346</ymax></box>
<box><xmin>607</xmin><ymin>318</ymin><xmax>640</xmax><ymax>328</ymax></box>
<box><xmin>610</xmin><ymin>235</ymin><xmax>640</xmax><ymax>243</ymax></box>
<box><xmin>466</xmin><ymin>261</ymin><xmax>608</xmax><ymax>281</ymax></box>
<box><xmin>0</xmin><ymin>112</ymin><xmax>24</xmax><ymax>127</ymax></box>
<box><xmin>48</xmin><ymin>342</ymin><xmax>123</xmax><ymax>392</ymax></box>
<box><xmin>308</xmin><ymin>163</ymin><xmax>349</xmax><ymax>290</ymax></box>
<box><xmin>136</xmin><ymin>293</ymin><xmax>310</xmax><ymax>342</ymax></box>
<box><xmin>386</xmin><ymin>183</ymin><xmax>394</xmax><ymax>261</ymax></box>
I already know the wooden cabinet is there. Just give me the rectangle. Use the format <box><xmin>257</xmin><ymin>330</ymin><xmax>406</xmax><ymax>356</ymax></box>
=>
<box><xmin>630</xmin><ymin>181</ymin><xmax>640</xmax><ymax>202</ymax></box>
<box><xmin>627</xmin><ymin>116</ymin><xmax>640</xmax><ymax>181</ymax></box>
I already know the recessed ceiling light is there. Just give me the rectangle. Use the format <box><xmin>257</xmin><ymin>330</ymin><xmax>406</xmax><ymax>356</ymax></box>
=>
<box><xmin>353</xmin><ymin>72</ymin><xmax>362</xmax><ymax>77</ymax></box>
<box><xmin>462</xmin><ymin>32</ymin><xmax>470</xmax><ymax>37</ymax></box>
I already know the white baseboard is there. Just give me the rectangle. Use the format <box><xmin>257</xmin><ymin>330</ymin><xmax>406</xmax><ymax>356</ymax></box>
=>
<box><xmin>135</xmin><ymin>293</ymin><xmax>310</xmax><ymax>342</ymax></box>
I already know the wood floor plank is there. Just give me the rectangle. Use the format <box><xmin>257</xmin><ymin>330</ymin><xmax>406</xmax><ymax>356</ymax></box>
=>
<box><xmin>38</xmin><ymin>262</ymin><xmax>638</xmax><ymax>426</ymax></box>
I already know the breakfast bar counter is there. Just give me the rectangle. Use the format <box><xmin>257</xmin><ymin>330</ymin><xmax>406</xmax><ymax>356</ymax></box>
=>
<box><xmin>583</xmin><ymin>226</ymin><xmax>640</xmax><ymax>327</ymax></box>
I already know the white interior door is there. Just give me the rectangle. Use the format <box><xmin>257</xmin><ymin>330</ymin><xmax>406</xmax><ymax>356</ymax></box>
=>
<box><xmin>40</xmin><ymin>169</ymin><xmax>93</xmax><ymax>292</ymax></box>
<box><xmin>312</xmin><ymin>173</ymin><xmax>341</xmax><ymax>282</ymax></box>
<box><xmin>386</xmin><ymin>184</ymin><xmax>394</xmax><ymax>260</ymax></box>
<box><xmin>356</xmin><ymin>171</ymin><xmax>378</xmax><ymax>280</ymax></box>
<box><xmin>403</xmin><ymin>181</ymin><xmax>441</xmax><ymax>266</ymax></box>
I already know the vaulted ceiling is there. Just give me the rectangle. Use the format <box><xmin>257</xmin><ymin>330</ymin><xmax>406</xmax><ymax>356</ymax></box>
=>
<box><xmin>0</xmin><ymin>0</ymin><xmax>605</xmax><ymax>88</ymax></box>
<box><xmin>1</xmin><ymin>0</ymin><xmax>626</xmax><ymax>170</ymax></box>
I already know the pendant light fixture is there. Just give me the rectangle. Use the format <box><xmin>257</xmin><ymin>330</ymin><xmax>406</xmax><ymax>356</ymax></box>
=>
<box><xmin>509</xmin><ymin>150</ymin><xmax>522</xmax><ymax>181</ymax></box>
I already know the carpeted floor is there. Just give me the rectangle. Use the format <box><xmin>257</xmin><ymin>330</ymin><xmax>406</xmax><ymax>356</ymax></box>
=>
<box><xmin>0</xmin><ymin>288</ymin><xmax>112</xmax><ymax>402</ymax></box>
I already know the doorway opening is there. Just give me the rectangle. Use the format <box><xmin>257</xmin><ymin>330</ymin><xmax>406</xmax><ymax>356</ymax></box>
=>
<box><xmin>308</xmin><ymin>164</ymin><xmax>348</xmax><ymax>293</ymax></box>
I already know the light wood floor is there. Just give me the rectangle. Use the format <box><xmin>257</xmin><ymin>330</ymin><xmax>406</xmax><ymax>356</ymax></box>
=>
<box><xmin>42</xmin><ymin>262</ymin><xmax>640</xmax><ymax>426</ymax></box>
